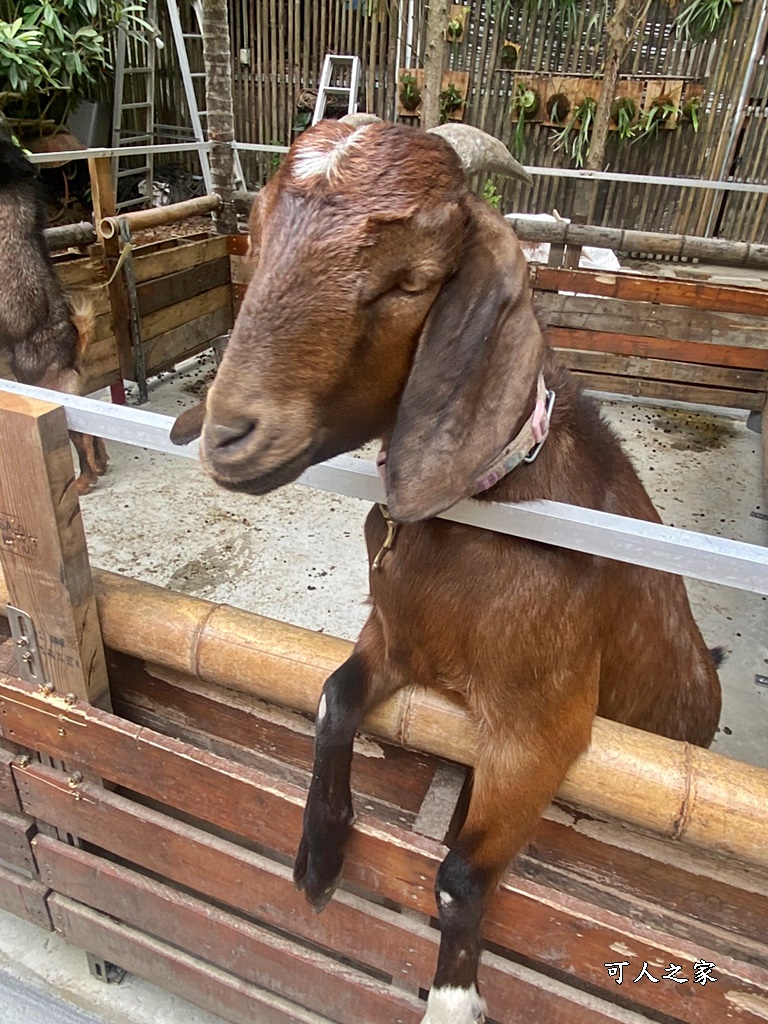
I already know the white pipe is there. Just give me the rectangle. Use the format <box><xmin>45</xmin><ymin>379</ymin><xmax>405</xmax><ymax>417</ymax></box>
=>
<box><xmin>706</xmin><ymin>0</ymin><xmax>768</xmax><ymax>234</ymax></box>
<box><xmin>0</xmin><ymin>381</ymin><xmax>765</xmax><ymax>596</ymax></box>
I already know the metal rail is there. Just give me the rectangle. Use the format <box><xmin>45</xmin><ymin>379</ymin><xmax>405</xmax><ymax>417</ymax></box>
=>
<box><xmin>0</xmin><ymin>380</ymin><xmax>764</xmax><ymax>596</ymax></box>
<box><xmin>23</xmin><ymin>142</ymin><xmax>768</xmax><ymax>195</ymax></box>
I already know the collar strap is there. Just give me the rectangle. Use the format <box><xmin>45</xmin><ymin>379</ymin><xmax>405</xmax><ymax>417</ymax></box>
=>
<box><xmin>474</xmin><ymin>373</ymin><xmax>555</xmax><ymax>494</ymax></box>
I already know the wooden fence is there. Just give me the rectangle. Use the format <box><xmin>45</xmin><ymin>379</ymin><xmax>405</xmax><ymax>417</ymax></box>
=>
<box><xmin>146</xmin><ymin>0</ymin><xmax>768</xmax><ymax>243</ymax></box>
<box><xmin>0</xmin><ymin>389</ymin><xmax>766</xmax><ymax>1024</ymax></box>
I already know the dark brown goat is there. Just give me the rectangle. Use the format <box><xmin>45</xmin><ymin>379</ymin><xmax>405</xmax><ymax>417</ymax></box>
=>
<box><xmin>0</xmin><ymin>139</ymin><xmax>108</xmax><ymax>494</ymax></box>
<box><xmin>173</xmin><ymin>121</ymin><xmax>721</xmax><ymax>1024</ymax></box>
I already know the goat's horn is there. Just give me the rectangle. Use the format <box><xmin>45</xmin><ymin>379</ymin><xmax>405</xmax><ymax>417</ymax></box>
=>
<box><xmin>427</xmin><ymin>124</ymin><xmax>532</xmax><ymax>185</ymax></box>
<box><xmin>338</xmin><ymin>113</ymin><xmax>383</xmax><ymax>127</ymax></box>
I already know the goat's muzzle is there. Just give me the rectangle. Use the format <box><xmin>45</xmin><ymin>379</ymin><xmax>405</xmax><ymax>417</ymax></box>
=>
<box><xmin>201</xmin><ymin>413</ymin><xmax>317</xmax><ymax>495</ymax></box>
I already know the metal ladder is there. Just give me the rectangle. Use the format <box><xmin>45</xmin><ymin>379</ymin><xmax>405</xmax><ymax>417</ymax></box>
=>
<box><xmin>111</xmin><ymin>0</ymin><xmax>159</xmax><ymax>210</ymax></box>
<box><xmin>165</xmin><ymin>0</ymin><xmax>244</xmax><ymax>191</ymax></box>
<box><xmin>111</xmin><ymin>0</ymin><xmax>243</xmax><ymax>210</ymax></box>
<box><xmin>312</xmin><ymin>55</ymin><xmax>362</xmax><ymax>125</ymax></box>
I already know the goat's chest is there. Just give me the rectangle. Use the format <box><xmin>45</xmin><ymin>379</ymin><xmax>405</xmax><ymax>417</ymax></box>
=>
<box><xmin>363</xmin><ymin>504</ymin><xmax>598</xmax><ymax>696</ymax></box>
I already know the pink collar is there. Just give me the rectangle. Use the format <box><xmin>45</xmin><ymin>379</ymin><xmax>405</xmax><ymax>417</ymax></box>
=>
<box><xmin>376</xmin><ymin>373</ymin><xmax>555</xmax><ymax>496</ymax></box>
<box><xmin>474</xmin><ymin>372</ymin><xmax>555</xmax><ymax>493</ymax></box>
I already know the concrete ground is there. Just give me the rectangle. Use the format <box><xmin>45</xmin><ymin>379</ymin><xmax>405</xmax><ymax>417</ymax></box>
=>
<box><xmin>0</xmin><ymin>343</ymin><xmax>765</xmax><ymax>1023</ymax></box>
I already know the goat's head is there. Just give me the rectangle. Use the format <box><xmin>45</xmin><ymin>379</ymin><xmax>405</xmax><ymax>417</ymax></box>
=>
<box><xmin>177</xmin><ymin>120</ymin><xmax>544</xmax><ymax>521</ymax></box>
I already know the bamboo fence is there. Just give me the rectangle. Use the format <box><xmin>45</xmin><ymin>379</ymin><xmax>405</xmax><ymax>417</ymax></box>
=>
<box><xmin>148</xmin><ymin>0</ymin><xmax>766</xmax><ymax>243</ymax></box>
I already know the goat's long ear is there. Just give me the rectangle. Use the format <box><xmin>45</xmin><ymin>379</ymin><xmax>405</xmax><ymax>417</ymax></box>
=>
<box><xmin>386</xmin><ymin>199</ymin><xmax>545</xmax><ymax>522</ymax></box>
<box><xmin>170</xmin><ymin>397</ymin><xmax>206</xmax><ymax>445</ymax></box>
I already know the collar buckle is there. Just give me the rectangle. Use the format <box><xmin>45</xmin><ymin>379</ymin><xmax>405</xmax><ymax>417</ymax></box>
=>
<box><xmin>523</xmin><ymin>388</ymin><xmax>556</xmax><ymax>464</ymax></box>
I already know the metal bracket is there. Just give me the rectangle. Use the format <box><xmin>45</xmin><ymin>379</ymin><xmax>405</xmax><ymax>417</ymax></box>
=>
<box><xmin>5</xmin><ymin>606</ymin><xmax>48</xmax><ymax>688</ymax></box>
<box><xmin>86</xmin><ymin>952</ymin><xmax>126</xmax><ymax>985</ymax></box>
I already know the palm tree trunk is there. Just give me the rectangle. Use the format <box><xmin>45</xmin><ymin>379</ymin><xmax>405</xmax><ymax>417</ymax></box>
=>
<box><xmin>201</xmin><ymin>0</ymin><xmax>238</xmax><ymax>234</ymax></box>
<box><xmin>422</xmin><ymin>0</ymin><xmax>449</xmax><ymax>129</ymax></box>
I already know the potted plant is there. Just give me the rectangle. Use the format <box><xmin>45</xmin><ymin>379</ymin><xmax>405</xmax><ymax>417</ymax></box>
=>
<box><xmin>610</xmin><ymin>96</ymin><xmax>638</xmax><ymax>141</ymax></box>
<box><xmin>510</xmin><ymin>82</ymin><xmax>540</xmax><ymax>156</ymax></box>
<box><xmin>681</xmin><ymin>95</ymin><xmax>702</xmax><ymax>130</ymax></box>
<box><xmin>0</xmin><ymin>1</ymin><xmax>149</xmax><ymax>131</ymax></box>
<box><xmin>439</xmin><ymin>81</ymin><xmax>465</xmax><ymax>123</ymax></box>
<box><xmin>546</xmin><ymin>92</ymin><xmax>570</xmax><ymax>125</ymax></box>
<box><xmin>445</xmin><ymin>7</ymin><xmax>470</xmax><ymax>43</ymax></box>
<box><xmin>500</xmin><ymin>40</ymin><xmax>520</xmax><ymax>70</ymax></box>
<box><xmin>552</xmin><ymin>95</ymin><xmax>597</xmax><ymax>168</ymax></box>
<box><xmin>675</xmin><ymin>0</ymin><xmax>734</xmax><ymax>42</ymax></box>
<box><xmin>399</xmin><ymin>72</ymin><xmax>422</xmax><ymax>114</ymax></box>
<box><xmin>635</xmin><ymin>94</ymin><xmax>680</xmax><ymax>140</ymax></box>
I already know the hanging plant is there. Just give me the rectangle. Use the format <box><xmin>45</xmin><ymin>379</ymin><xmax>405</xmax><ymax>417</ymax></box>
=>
<box><xmin>546</xmin><ymin>92</ymin><xmax>570</xmax><ymax>125</ymax></box>
<box><xmin>510</xmin><ymin>82</ymin><xmax>540</xmax><ymax>158</ymax></box>
<box><xmin>439</xmin><ymin>81</ymin><xmax>465</xmax><ymax>123</ymax></box>
<box><xmin>610</xmin><ymin>96</ymin><xmax>637</xmax><ymax>141</ymax></box>
<box><xmin>446</xmin><ymin>16</ymin><xmax>464</xmax><ymax>42</ymax></box>
<box><xmin>674</xmin><ymin>0</ymin><xmax>733</xmax><ymax>43</ymax></box>
<box><xmin>681</xmin><ymin>95</ymin><xmax>702</xmax><ymax>131</ymax></box>
<box><xmin>552</xmin><ymin>95</ymin><xmax>597</xmax><ymax>168</ymax></box>
<box><xmin>500</xmin><ymin>40</ymin><xmax>520</xmax><ymax>70</ymax></box>
<box><xmin>399</xmin><ymin>72</ymin><xmax>422</xmax><ymax>113</ymax></box>
<box><xmin>482</xmin><ymin>179</ymin><xmax>502</xmax><ymax>210</ymax></box>
<box><xmin>634</xmin><ymin>95</ymin><xmax>680</xmax><ymax>140</ymax></box>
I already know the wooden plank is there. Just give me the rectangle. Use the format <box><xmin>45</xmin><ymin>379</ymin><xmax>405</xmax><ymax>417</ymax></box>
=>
<box><xmin>557</xmin><ymin>349</ymin><xmax>768</xmax><ymax>392</ymax></box>
<box><xmin>521</xmin><ymin>815</ymin><xmax>768</xmax><ymax>956</ymax></box>
<box><xmin>132</xmin><ymin>235</ymin><xmax>229</xmax><ymax>285</ymax></box>
<box><xmin>48</xmin><ymin>896</ymin><xmax>333</xmax><ymax>1024</ymax></box>
<box><xmin>0</xmin><ymin>746</ymin><xmax>22</xmax><ymax>814</ymax></box>
<box><xmin>54</xmin><ymin>258</ymin><xmax>107</xmax><ymax>290</ymax></box>
<box><xmin>140</xmin><ymin>284</ymin><xmax>232</xmax><ymax>343</ymax></box>
<box><xmin>36</xmin><ymin>837</ymin><xmax>425</xmax><ymax>1024</ymax></box>
<box><xmin>230</xmin><ymin>253</ymin><xmax>258</xmax><ymax>286</ymax></box>
<box><xmin>545</xmin><ymin>326</ymin><xmax>768</xmax><ymax>371</ymax></box>
<box><xmin>227</xmin><ymin>234</ymin><xmax>250</xmax><ymax>256</ymax></box>
<box><xmin>8</xmin><ymin>702</ymin><xmax>768</xmax><ymax>1024</ymax></box>
<box><xmin>536</xmin><ymin>292</ymin><xmax>768</xmax><ymax>350</ymax></box>
<box><xmin>0</xmin><ymin>396</ymin><xmax>110</xmax><ymax>706</ymax></box>
<box><xmin>23</xmin><ymin>767</ymin><xmax>648</xmax><ymax>1024</ymax></box>
<box><xmin>0</xmin><ymin>861</ymin><xmax>51</xmax><ymax>931</ymax></box>
<box><xmin>142</xmin><ymin>305</ymin><xmax>232</xmax><ymax>376</ymax></box>
<box><xmin>532</xmin><ymin>265</ymin><xmax>768</xmax><ymax>318</ymax></box>
<box><xmin>136</xmin><ymin>257</ymin><xmax>231</xmax><ymax>318</ymax></box>
<box><xmin>108</xmin><ymin>654</ymin><xmax>438</xmax><ymax>817</ymax></box>
<box><xmin>89</xmin><ymin>155</ymin><xmax>134</xmax><ymax>380</ymax></box>
<box><xmin>0</xmin><ymin>809</ymin><xmax>35</xmax><ymax>875</ymax></box>
<box><xmin>571</xmin><ymin>372</ymin><xmax>766</xmax><ymax>410</ymax></box>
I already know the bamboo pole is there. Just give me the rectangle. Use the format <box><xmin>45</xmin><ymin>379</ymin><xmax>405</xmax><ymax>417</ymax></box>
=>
<box><xmin>505</xmin><ymin>216</ymin><xmax>768</xmax><ymax>267</ymax></box>
<box><xmin>99</xmin><ymin>195</ymin><xmax>221</xmax><ymax>240</ymax></box>
<box><xmin>1</xmin><ymin>568</ymin><xmax>763</xmax><ymax>869</ymax></box>
<box><xmin>43</xmin><ymin>222</ymin><xmax>97</xmax><ymax>252</ymax></box>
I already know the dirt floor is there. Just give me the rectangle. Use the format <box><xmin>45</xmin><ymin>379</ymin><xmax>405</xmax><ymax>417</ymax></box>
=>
<box><xmin>78</xmin><ymin>350</ymin><xmax>768</xmax><ymax>771</ymax></box>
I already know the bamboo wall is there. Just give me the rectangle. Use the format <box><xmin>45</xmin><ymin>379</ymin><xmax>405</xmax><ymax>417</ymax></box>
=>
<box><xmin>151</xmin><ymin>0</ymin><xmax>767</xmax><ymax>242</ymax></box>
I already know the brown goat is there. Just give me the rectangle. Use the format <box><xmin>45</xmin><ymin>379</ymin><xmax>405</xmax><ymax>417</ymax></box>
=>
<box><xmin>173</xmin><ymin>121</ymin><xmax>721</xmax><ymax>1024</ymax></box>
<box><xmin>0</xmin><ymin>139</ymin><xmax>108</xmax><ymax>494</ymax></box>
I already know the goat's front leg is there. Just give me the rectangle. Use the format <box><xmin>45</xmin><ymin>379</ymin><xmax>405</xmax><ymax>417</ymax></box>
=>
<box><xmin>423</xmin><ymin>690</ymin><xmax>596</xmax><ymax>1024</ymax></box>
<box><xmin>295</xmin><ymin>629</ymin><xmax>401</xmax><ymax>910</ymax></box>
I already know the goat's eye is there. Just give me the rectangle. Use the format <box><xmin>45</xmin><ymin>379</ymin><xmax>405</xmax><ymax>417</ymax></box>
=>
<box><xmin>397</xmin><ymin>273</ymin><xmax>429</xmax><ymax>295</ymax></box>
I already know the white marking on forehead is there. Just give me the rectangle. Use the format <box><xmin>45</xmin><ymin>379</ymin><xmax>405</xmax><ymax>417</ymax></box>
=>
<box><xmin>291</xmin><ymin>125</ymin><xmax>373</xmax><ymax>184</ymax></box>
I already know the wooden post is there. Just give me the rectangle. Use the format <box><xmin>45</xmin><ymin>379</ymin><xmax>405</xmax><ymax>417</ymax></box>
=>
<box><xmin>88</xmin><ymin>156</ymin><xmax>134</xmax><ymax>384</ymax></box>
<box><xmin>0</xmin><ymin>392</ymin><xmax>110</xmax><ymax>710</ymax></box>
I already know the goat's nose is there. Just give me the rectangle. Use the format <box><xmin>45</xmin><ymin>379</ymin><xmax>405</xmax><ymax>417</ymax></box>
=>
<box><xmin>205</xmin><ymin>417</ymin><xmax>256</xmax><ymax>451</ymax></box>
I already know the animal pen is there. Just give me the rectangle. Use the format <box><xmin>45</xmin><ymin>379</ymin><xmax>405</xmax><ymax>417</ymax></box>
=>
<box><xmin>0</xmin><ymin>133</ymin><xmax>765</xmax><ymax>1022</ymax></box>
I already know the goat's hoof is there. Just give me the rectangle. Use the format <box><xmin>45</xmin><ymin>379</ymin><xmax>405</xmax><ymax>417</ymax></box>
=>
<box><xmin>75</xmin><ymin>475</ymin><xmax>97</xmax><ymax>496</ymax></box>
<box><xmin>293</xmin><ymin>836</ymin><xmax>341</xmax><ymax>911</ymax></box>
